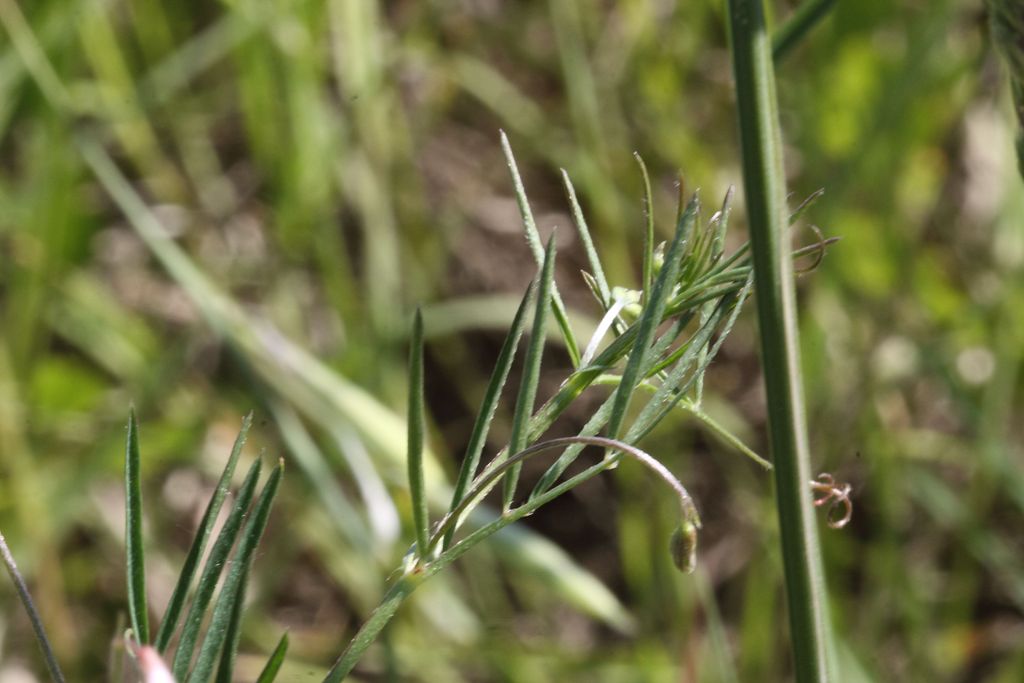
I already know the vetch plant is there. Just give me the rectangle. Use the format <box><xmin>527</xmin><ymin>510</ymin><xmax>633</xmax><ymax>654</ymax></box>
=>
<box><xmin>1</xmin><ymin>138</ymin><xmax>848</xmax><ymax>681</ymax></box>
<box><xmin>319</xmin><ymin>136</ymin><xmax>848</xmax><ymax>680</ymax></box>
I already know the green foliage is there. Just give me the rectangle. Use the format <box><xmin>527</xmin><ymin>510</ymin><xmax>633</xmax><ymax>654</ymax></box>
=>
<box><xmin>0</xmin><ymin>0</ymin><xmax>1021</xmax><ymax>681</ymax></box>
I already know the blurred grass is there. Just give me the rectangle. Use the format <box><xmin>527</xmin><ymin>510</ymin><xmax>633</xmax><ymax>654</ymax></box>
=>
<box><xmin>0</xmin><ymin>1</ymin><xmax>1022</xmax><ymax>681</ymax></box>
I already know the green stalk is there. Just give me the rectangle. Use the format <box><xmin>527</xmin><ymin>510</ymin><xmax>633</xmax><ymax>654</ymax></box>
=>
<box><xmin>323</xmin><ymin>577</ymin><xmax>419</xmax><ymax>683</ymax></box>
<box><xmin>0</xmin><ymin>530</ymin><xmax>66</xmax><ymax>683</ymax></box>
<box><xmin>726</xmin><ymin>0</ymin><xmax>834</xmax><ymax>680</ymax></box>
<box><xmin>323</xmin><ymin>436</ymin><xmax>694</xmax><ymax>682</ymax></box>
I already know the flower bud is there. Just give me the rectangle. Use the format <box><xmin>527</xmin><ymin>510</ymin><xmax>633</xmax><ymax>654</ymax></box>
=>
<box><xmin>669</xmin><ymin>519</ymin><xmax>699</xmax><ymax>574</ymax></box>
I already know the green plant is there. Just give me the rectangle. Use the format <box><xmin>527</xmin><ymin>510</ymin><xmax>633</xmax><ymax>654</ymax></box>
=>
<box><xmin>3</xmin><ymin>129</ymin><xmax>849</xmax><ymax>680</ymax></box>
<box><xmin>121</xmin><ymin>410</ymin><xmax>287</xmax><ymax>682</ymax></box>
<box><xmin>3</xmin><ymin>141</ymin><xmax>836</xmax><ymax>682</ymax></box>
<box><xmin>728</xmin><ymin>0</ymin><xmax>836</xmax><ymax>679</ymax></box>
<box><xmin>0</xmin><ymin>1</ymin><xmax>863</xmax><ymax>678</ymax></box>
<box><xmin>319</xmin><ymin>135</ymin><xmax>846</xmax><ymax>679</ymax></box>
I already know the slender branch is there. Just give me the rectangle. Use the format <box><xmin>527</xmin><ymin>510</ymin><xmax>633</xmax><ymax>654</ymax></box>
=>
<box><xmin>323</xmin><ymin>436</ymin><xmax>697</xmax><ymax>681</ymax></box>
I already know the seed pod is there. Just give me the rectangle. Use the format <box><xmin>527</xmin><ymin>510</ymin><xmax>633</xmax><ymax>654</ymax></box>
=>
<box><xmin>669</xmin><ymin>519</ymin><xmax>699</xmax><ymax>574</ymax></box>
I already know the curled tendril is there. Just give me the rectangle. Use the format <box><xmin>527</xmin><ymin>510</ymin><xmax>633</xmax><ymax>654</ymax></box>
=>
<box><xmin>809</xmin><ymin>473</ymin><xmax>853</xmax><ymax>529</ymax></box>
<box><xmin>794</xmin><ymin>224</ymin><xmax>837</xmax><ymax>274</ymax></box>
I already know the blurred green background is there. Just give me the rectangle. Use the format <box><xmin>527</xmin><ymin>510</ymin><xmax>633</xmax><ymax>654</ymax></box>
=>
<box><xmin>1</xmin><ymin>0</ymin><xmax>1022</xmax><ymax>680</ymax></box>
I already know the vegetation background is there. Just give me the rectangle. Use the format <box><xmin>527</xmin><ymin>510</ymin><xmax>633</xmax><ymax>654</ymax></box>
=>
<box><xmin>1</xmin><ymin>0</ymin><xmax>1022</xmax><ymax>680</ymax></box>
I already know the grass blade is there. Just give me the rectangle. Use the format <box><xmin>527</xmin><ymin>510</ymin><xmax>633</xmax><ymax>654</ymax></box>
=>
<box><xmin>606</xmin><ymin>195</ymin><xmax>698</xmax><ymax>442</ymax></box>
<box><xmin>255</xmin><ymin>632</ymin><xmax>289</xmax><ymax>683</ymax></box>
<box><xmin>500</xmin><ymin>131</ymin><xmax>581</xmax><ymax>366</ymax></box>
<box><xmin>445</xmin><ymin>281</ymin><xmax>535</xmax><ymax>549</ymax></box>
<box><xmin>0</xmin><ymin>530</ymin><xmax>66</xmax><ymax>683</ymax></box>
<box><xmin>172</xmin><ymin>459</ymin><xmax>262</xmax><ymax>680</ymax></box>
<box><xmin>187</xmin><ymin>459</ymin><xmax>283</xmax><ymax>683</ymax></box>
<box><xmin>502</xmin><ymin>237</ymin><xmax>556</xmax><ymax>511</ymax></box>
<box><xmin>125</xmin><ymin>407</ymin><xmax>149</xmax><ymax>645</ymax></box>
<box><xmin>729</xmin><ymin>0</ymin><xmax>835</xmax><ymax>678</ymax></box>
<box><xmin>407</xmin><ymin>309</ymin><xmax>430</xmax><ymax>558</ymax></box>
<box><xmin>633</xmin><ymin>153</ymin><xmax>656</xmax><ymax>304</ymax></box>
<box><xmin>155</xmin><ymin>412</ymin><xmax>253</xmax><ymax>653</ymax></box>
<box><xmin>560</xmin><ymin>169</ymin><xmax>611</xmax><ymax>307</ymax></box>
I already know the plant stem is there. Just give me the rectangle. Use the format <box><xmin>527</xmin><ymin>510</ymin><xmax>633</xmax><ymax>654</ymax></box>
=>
<box><xmin>726</xmin><ymin>0</ymin><xmax>834</xmax><ymax>680</ymax></box>
<box><xmin>0</xmin><ymin>530</ymin><xmax>66</xmax><ymax>683</ymax></box>
<box><xmin>323</xmin><ymin>436</ymin><xmax>695</xmax><ymax>681</ymax></box>
<box><xmin>322</xmin><ymin>577</ymin><xmax>419</xmax><ymax>683</ymax></box>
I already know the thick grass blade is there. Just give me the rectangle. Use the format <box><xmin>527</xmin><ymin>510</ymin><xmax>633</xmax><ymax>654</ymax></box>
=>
<box><xmin>125</xmin><ymin>407</ymin><xmax>149</xmax><ymax>645</ymax></box>
<box><xmin>772</xmin><ymin>0</ymin><xmax>839</xmax><ymax>62</ymax></box>
<box><xmin>0</xmin><ymin>530</ymin><xmax>66</xmax><ymax>683</ymax></box>
<box><xmin>633</xmin><ymin>153</ymin><xmax>656</xmax><ymax>304</ymax></box>
<box><xmin>155</xmin><ymin>412</ymin><xmax>253</xmax><ymax>653</ymax></box>
<box><xmin>500</xmin><ymin>131</ymin><xmax>581</xmax><ymax>366</ymax></box>
<box><xmin>560</xmin><ymin>169</ymin><xmax>611</xmax><ymax>307</ymax></box>
<box><xmin>172</xmin><ymin>459</ymin><xmax>262</xmax><ymax>681</ymax></box>
<box><xmin>445</xmin><ymin>281</ymin><xmax>535</xmax><ymax>549</ymax></box>
<box><xmin>255</xmin><ymin>632</ymin><xmax>289</xmax><ymax>683</ymax></box>
<box><xmin>502</xmin><ymin>237</ymin><xmax>556</xmax><ymax>511</ymax></box>
<box><xmin>606</xmin><ymin>195</ymin><xmax>698</xmax><ymax>442</ymax></box>
<box><xmin>407</xmin><ymin>309</ymin><xmax>430</xmax><ymax>558</ymax></box>
<box><xmin>729</xmin><ymin>0</ymin><xmax>835</xmax><ymax>678</ymax></box>
<box><xmin>187</xmin><ymin>460</ymin><xmax>283</xmax><ymax>683</ymax></box>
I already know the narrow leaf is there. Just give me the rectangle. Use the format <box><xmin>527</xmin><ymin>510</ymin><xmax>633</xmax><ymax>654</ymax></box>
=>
<box><xmin>606</xmin><ymin>195</ymin><xmax>699</xmax><ymax>442</ymax></box>
<box><xmin>500</xmin><ymin>131</ymin><xmax>581</xmax><ymax>365</ymax></box>
<box><xmin>155</xmin><ymin>413</ymin><xmax>253</xmax><ymax>653</ymax></box>
<box><xmin>187</xmin><ymin>460</ymin><xmax>283</xmax><ymax>683</ymax></box>
<box><xmin>531</xmin><ymin>307</ymin><xmax>697</xmax><ymax>497</ymax></box>
<box><xmin>561</xmin><ymin>169</ymin><xmax>610</xmax><ymax>307</ymax></box>
<box><xmin>255</xmin><ymin>632</ymin><xmax>289</xmax><ymax>683</ymax></box>
<box><xmin>407</xmin><ymin>309</ymin><xmax>430</xmax><ymax>557</ymax></box>
<box><xmin>633</xmin><ymin>153</ymin><xmax>656</xmax><ymax>304</ymax></box>
<box><xmin>502</xmin><ymin>237</ymin><xmax>556</xmax><ymax>510</ymax></box>
<box><xmin>172</xmin><ymin>459</ymin><xmax>262</xmax><ymax>681</ymax></box>
<box><xmin>445</xmin><ymin>281</ymin><xmax>535</xmax><ymax>549</ymax></box>
<box><xmin>125</xmin><ymin>407</ymin><xmax>149</xmax><ymax>644</ymax></box>
<box><xmin>626</xmin><ymin>300</ymin><xmax>730</xmax><ymax>444</ymax></box>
